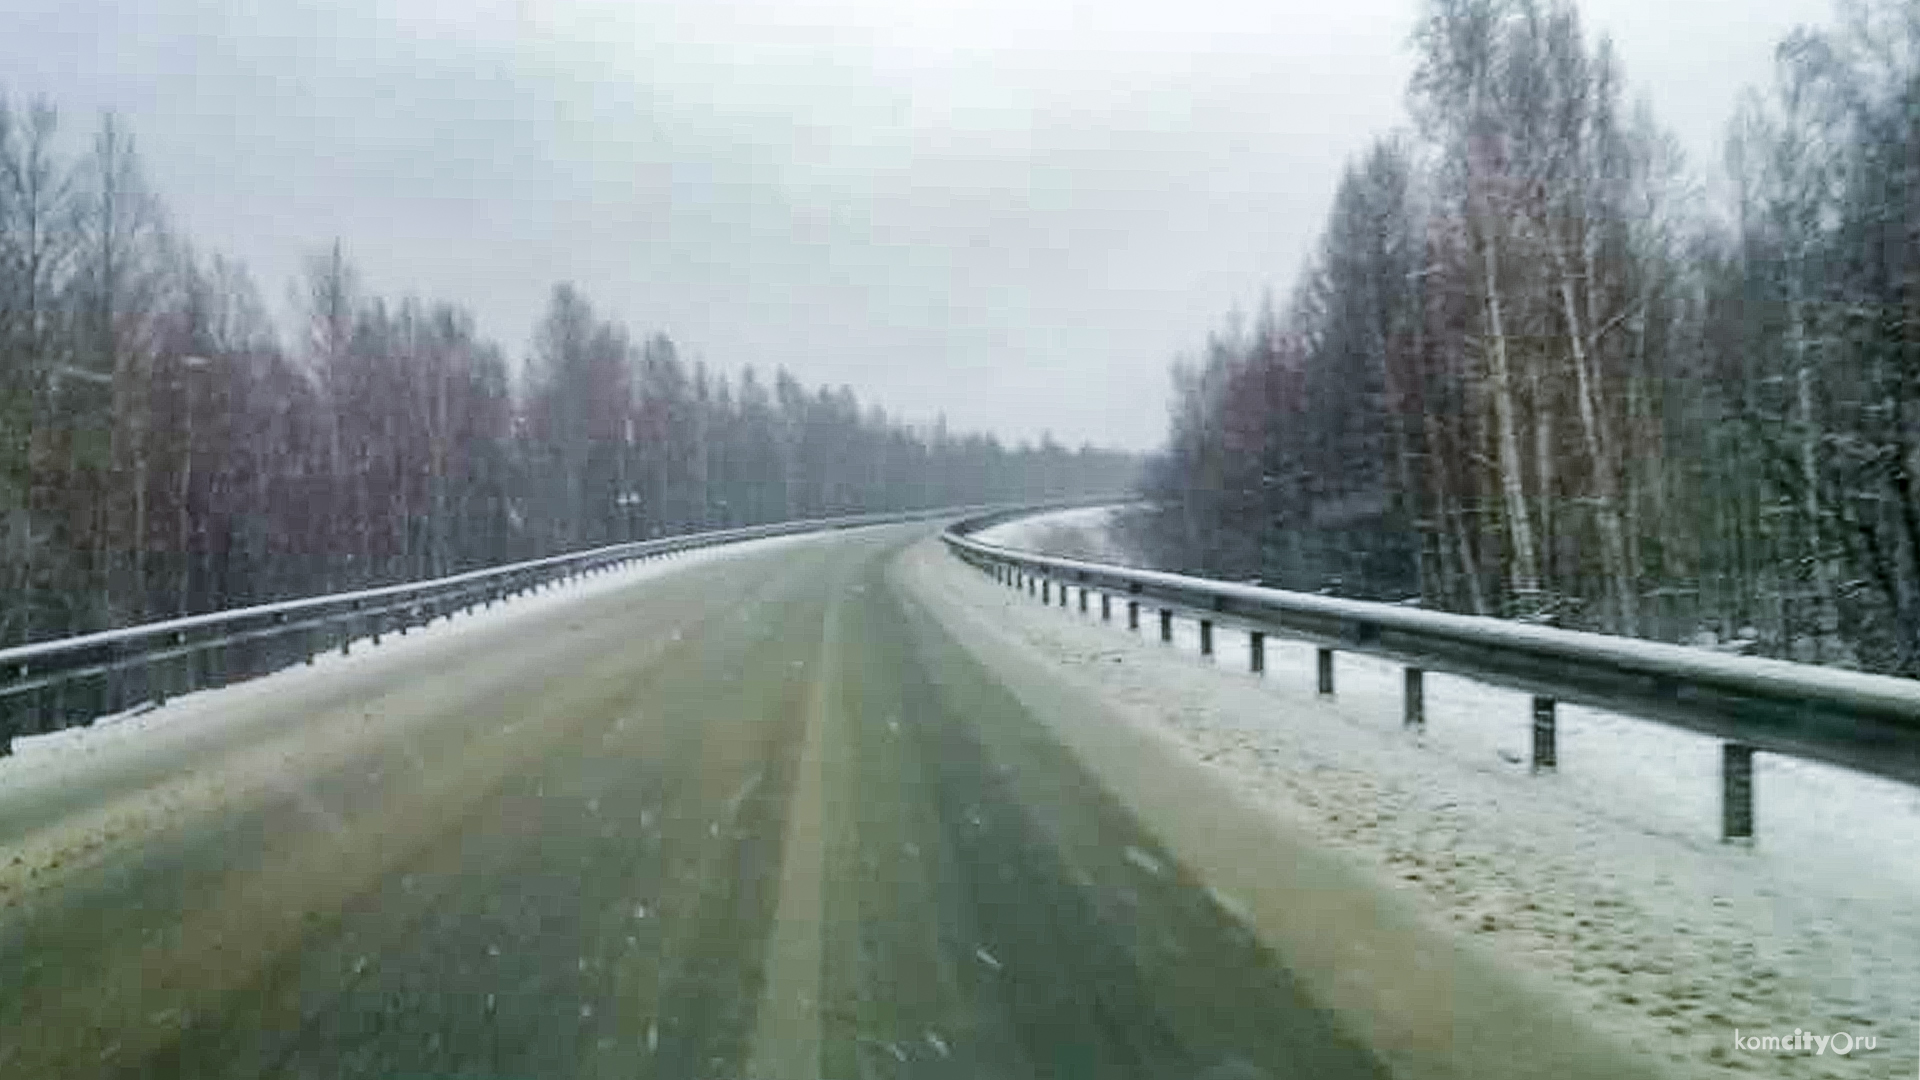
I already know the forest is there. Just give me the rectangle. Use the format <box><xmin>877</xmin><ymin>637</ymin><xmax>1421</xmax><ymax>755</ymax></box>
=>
<box><xmin>0</xmin><ymin>107</ymin><xmax>1136</xmax><ymax>647</ymax></box>
<box><xmin>1140</xmin><ymin>0</ymin><xmax>1920</xmax><ymax>675</ymax></box>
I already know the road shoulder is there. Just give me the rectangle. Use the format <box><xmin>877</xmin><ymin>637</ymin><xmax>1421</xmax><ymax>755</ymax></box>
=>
<box><xmin>891</xmin><ymin>538</ymin><xmax>1683</xmax><ymax>1080</ymax></box>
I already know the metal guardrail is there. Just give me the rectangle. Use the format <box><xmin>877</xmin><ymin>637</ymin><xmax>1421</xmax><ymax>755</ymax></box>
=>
<box><xmin>944</xmin><ymin>508</ymin><xmax>1920</xmax><ymax>841</ymax></box>
<box><xmin>0</xmin><ymin>506</ymin><xmax>988</xmax><ymax>754</ymax></box>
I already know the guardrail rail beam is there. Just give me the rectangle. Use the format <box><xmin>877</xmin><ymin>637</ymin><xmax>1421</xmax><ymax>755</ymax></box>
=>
<box><xmin>941</xmin><ymin>506</ymin><xmax>1920</xmax><ymax>844</ymax></box>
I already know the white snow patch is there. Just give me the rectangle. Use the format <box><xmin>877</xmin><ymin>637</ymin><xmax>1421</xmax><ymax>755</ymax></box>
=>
<box><xmin>974</xmin><ymin>506</ymin><xmax>1139</xmax><ymax>564</ymax></box>
<box><xmin>1124</xmin><ymin>845</ymin><xmax>1165</xmax><ymax>877</ymax></box>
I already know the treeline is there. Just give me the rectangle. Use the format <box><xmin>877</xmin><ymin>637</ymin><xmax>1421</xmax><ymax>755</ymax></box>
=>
<box><xmin>0</xmin><ymin>102</ymin><xmax>1136</xmax><ymax>647</ymax></box>
<box><xmin>1142</xmin><ymin>0</ymin><xmax>1920</xmax><ymax>673</ymax></box>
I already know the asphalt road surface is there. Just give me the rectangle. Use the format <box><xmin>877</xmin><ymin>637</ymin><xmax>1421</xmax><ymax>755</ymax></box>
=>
<box><xmin>0</xmin><ymin>524</ymin><xmax>1655</xmax><ymax>1080</ymax></box>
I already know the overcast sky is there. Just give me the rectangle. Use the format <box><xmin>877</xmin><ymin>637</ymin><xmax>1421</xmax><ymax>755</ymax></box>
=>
<box><xmin>5</xmin><ymin>0</ymin><xmax>1837</xmax><ymax>451</ymax></box>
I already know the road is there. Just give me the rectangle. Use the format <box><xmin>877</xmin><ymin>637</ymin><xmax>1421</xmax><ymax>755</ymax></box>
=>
<box><xmin>0</xmin><ymin>523</ymin><xmax>1640</xmax><ymax>1079</ymax></box>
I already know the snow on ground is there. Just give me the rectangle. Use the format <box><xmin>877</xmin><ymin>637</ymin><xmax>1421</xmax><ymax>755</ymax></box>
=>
<box><xmin>973</xmin><ymin>505</ymin><xmax>1141</xmax><ymax>564</ymax></box>
<box><xmin>0</xmin><ymin>529</ymin><xmax>835</xmax><ymax>780</ymax></box>
<box><xmin>928</xmin><ymin>537</ymin><xmax>1920</xmax><ymax>1079</ymax></box>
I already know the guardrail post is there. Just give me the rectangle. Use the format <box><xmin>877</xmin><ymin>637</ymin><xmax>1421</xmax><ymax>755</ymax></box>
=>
<box><xmin>151</xmin><ymin>650</ymin><xmax>168</xmax><ymax>705</ymax></box>
<box><xmin>1100</xmin><ymin>594</ymin><xmax>1111</xmax><ymax>621</ymax></box>
<box><xmin>1404</xmin><ymin>668</ymin><xmax>1424</xmax><ymax>727</ymax></box>
<box><xmin>1532</xmin><ymin>697</ymin><xmax>1557</xmax><ymax>771</ymax></box>
<box><xmin>1159</xmin><ymin>609</ymin><xmax>1173</xmax><ymax>642</ymax></box>
<box><xmin>185</xmin><ymin>632</ymin><xmax>204</xmax><ymax>692</ymax></box>
<box><xmin>2</xmin><ymin>667</ymin><xmax>23</xmax><ymax>751</ymax></box>
<box><xmin>1315</xmin><ymin>648</ymin><xmax>1335</xmax><ymax>696</ymax></box>
<box><xmin>106</xmin><ymin>645</ymin><xmax>126</xmax><ymax>715</ymax></box>
<box><xmin>1250</xmin><ymin>631</ymin><xmax>1265</xmax><ymax>674</ymax></box>
<box><xmin>1199</xmin><ymin>620</ymin><xmax>1213</xmax><ymax>656</ymax></box>
<box><xmin>138</xmin><ymin>649</ymin><xmax>156</xmax><ymax>708</ymax></box>
<box><xmin>1723</xmin><ymin>743</ymin><xmax>1756</xmax><ymax>842</ymax></box>
<box><xmin>1078</xmin><ymin>587</ymin><xmax>1088</xmax><ymax>613</ymax></box>
<box><xmin>1042</xmin><ymin>580</ymin><xmax>1052</xmax><ymax>605</ymax></box>
<box><xmin>1128</xmin><ymin>601</ymin><xmax>1139</xmax><ymax>631</ymax></box>
<box><xmin>1059</xmin><ymin>584</ymin><xmax>1068</xmax><ymax>609</ymax></box>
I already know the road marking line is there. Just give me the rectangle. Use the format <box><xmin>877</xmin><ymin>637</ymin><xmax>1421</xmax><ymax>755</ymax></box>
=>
<box><xmin>743</xmin><ymin>597</ymin><xmax>839</xmax><ymax>1078</ymax></box>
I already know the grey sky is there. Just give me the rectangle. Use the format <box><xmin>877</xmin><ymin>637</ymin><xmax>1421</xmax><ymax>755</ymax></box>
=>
<box><xmin>6</xmin><ymin>0</ymin><xmax>1835</xmax><ymax>450</ymax></box>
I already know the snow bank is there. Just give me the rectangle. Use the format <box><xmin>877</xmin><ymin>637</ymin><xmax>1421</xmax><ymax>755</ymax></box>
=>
<box><xmin>926</xmin><ymin>541</ymin><xmax>1920</xmax><ymax>1080</ymax></box>
<box><xmin>0</xmin><ymin>530</ymin><xmax>830</xmax><ymax>776</ymax></box>
<box><xmin>973</xmin><ymin>505</ymin><xmax>1140</xmax><ymax>564</ymax></box>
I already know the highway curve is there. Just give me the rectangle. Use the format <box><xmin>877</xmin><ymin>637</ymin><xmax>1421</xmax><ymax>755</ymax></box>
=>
<box><xmin>0</xmin><ymin>523</ymin><xmax>1654</xmax><ymax>1079</ymax></box>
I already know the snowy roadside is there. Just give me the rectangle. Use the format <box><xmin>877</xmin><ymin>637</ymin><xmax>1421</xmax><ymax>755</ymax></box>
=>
<box><xmin>917</xmin><ymin>534</ymin><xmax>1920</xmax><ymax>1080</ymax></box>
<box><xmin>973</xmin><ymin>504</ymin><xmax>1142</xmax><ymax>564</ymax></box>
<box><xmin>0</xmin><ymin>529</ymin><xmax>834</xmax><ymax>784</ymax></box>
